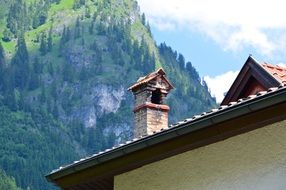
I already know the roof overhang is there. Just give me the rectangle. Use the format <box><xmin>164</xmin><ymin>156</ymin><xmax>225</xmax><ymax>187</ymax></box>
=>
<box><xmin>46</xmin><ymin>85</ymin><xmax>286</xmax><ymax>189</ymax></box>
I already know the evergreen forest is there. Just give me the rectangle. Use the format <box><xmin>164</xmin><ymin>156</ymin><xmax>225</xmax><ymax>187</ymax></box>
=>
<box><xmin>0</xmin><ymin>0</ymin><xmax>217</xmax><ymax>189</ymax></box>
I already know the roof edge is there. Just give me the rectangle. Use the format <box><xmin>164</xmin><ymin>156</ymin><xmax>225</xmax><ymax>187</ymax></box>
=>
<box><xmin>46</xmin><ymin>85</ymin><xmax>286</xmax><ymax>182</ymax></box>
<box><xmin>221</xmin><ymin>55</ymin><xmax>280</xmax><ymax>105</ymax></box>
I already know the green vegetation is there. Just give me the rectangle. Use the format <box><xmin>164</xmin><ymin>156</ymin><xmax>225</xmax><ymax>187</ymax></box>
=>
<box><xmin>0</xmin><ymin>170</ymin><xmax>22</xmax><ymax>190</ymax></box>
<box><xmin>0</xmin><ymin>106</ymin><xmax>79</xmax><ymax>189</ymax></box>
<box><xmin>50</xmin><ymin>0</ymin><xmax>75</xmax><ymax>12</ymax></box>
<box><xmin>0</xmin><ymin>0</ymin><xmax>216</xmax><ymax>189</ymax></box>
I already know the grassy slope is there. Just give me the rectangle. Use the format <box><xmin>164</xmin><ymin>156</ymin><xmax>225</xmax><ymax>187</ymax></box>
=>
<box><xmin>0</xmin><ymin>0</ymin><xmax>160</xmax><ymax>67</ymax></box>
<box><xmin>0</xmin><ymin>0</ymin><xmax>76</xmax><ymax>56</ymax></box>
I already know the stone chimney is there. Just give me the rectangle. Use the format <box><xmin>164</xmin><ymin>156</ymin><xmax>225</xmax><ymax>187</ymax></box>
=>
<box><xmin>128</xmin><ymin>68</ymin><xmax>173</xmax><ymax>137</ymax></box>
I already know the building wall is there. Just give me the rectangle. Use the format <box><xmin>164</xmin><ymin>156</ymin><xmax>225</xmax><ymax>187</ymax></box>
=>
<box><xmin>115</xmin><ymin>119</ymin><xmax>286</xmax><ymax>190</ymax></box>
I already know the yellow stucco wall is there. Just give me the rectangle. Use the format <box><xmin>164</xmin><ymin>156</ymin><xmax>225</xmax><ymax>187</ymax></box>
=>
<box><xmin>115</xmin><ymin>119</ymin><xmax>286</xmax><ymax>190</ymax></box>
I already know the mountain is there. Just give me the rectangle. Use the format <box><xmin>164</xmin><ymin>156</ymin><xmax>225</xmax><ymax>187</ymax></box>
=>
<box><xmin>0</xmin><ymin>0</ymin><xmax>217</xmax><ymax>189</ymax></box>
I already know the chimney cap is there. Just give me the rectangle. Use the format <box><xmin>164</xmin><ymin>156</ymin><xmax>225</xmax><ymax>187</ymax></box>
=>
<box><xmin>128</xmin><ymin>68</ymin><xmax>174</xmax><ymax>91</ymax></box>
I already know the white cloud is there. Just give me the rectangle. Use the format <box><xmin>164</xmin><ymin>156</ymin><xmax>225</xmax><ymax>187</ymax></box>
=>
<box><xmin>137</xmin><ymin>0</ymin><xmax>286</xmax><ymax>56</ymax></box>
<box><xmin>151</xmin><ymin>19</ymin><xmax>176</xmax><ymax>31</ymax></box>
<box><xmin>277</xmin><ymin>63</ymin><xmax>286</xmax><ymax>68</ymax></box>
<box><xmin>204</xmin><ymin>71</ymin><xmax>239</xmax><ymax>103</ymax></box>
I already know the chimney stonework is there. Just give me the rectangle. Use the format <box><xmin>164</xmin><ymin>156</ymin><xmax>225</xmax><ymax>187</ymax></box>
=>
<box><xmin>128</xmin><ymin>68</ymin><xmax>173</xmax><ymax>137</ymax></box>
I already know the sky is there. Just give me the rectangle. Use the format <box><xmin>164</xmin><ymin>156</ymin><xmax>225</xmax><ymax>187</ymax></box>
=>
<box><xmin>137</xmin><ymin>0</ymin><xmax>286</xmax><ymax>103</ymax></box>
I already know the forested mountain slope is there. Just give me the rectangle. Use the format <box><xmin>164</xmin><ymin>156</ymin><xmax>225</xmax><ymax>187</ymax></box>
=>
<box><xmin>0</xmin><ymin>0</ymin><xmax>216</xmax><ymax>189</ymax></box>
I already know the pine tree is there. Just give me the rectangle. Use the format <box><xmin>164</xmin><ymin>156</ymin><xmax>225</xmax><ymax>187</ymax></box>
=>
<box><xmin>48</xmin><ymin>62</ymin><xmax>54</xmax><ymax>76</ymax></box>
<box><xmin>74</xmin><ymin>17</ymin><xmax>81</xmax><ymax>39</ymax></box>
<box><xmin>40</xmin><ymin>86</ymin><xmax>46</xmax><ymax>103</ymax></box>
<box><xmin>186</xmin><ymin>61</ymin><xmax>200</xmax><ymax>81</ymax></box>
<box><xmin>28</xmin><ymin>71</ymin><xmax>40</xmax><ymax>90</ymax></box>
<box><xmin>59</xmin><ymin>26</ymin><xmax>66</xmax><ymax>54</ymax></box>
<box><xmin>141</xmin><ymin>13</ymin><xmax>146</xmax><ymax>25</ymax></box>
<box><xmin>33</xmin><ymin>56</ymin><xmax>42</xmax><ymax>74</ymax></box>
<box><xmin>6</xmin><ymin>0</ymin><xmax>29</xmax><ymax>35</ymax></box>
<box><xmin>89</xmin><ymin>22</ymin><xmax>94</xmax><ymax>34</ymax></box>
<box><xmin>5</xmin><ymin>88</ymin><xmax>18</xmax><ymax>111</ymax></box>
<box><xmin>0</xmin><ymin>42</ymin><xmax>5</xmax><ymax>66</ymax></box>
<box><xmin>0</xmin><ymin>43</ymin><xmax>5</xmax><ymax>90</ymax></box>
<box><xmin>62</xmin><ymin>25</ymin><xmax>66</xmax><ymax>40</ymax></box>
<box><xmin>66</xmin><ymin>27</ymin><xmax>71</xmax><ymax>42</ymax></box>
<box><xmin>15</xmin><ymin>34</ymin><xmax>29</xmax><ymax>62</ymax></box>
<box><xmin>47</xmin><ymin>26</ymin><xmax>53</xmax><ymax>52</ymax></box>
<box><xmin>7</xmin><ymin>4</ymin><xmax>17</xmax><ymax>35</ymax></box>
<box><xmin>177</xmin><ymin>53</ymin><xmax>185</xmax><ymax>69</ymax></box>
<box><xmin>150</xmin><ymin>53</ymin><xmax>156</xmax><ymax>70</ymax></box>
<box><xmin>39</xmin><ymin>33</ymin><xmax>47</xmax><ymax>55</ymax></box>
<box><xmin>81</xmin><ymin>25</ymin><xmax>85</xmax><ymax>36</ymax></box>
<box><xmin>11</xmin><ymin>34</ymin><xmax>30</xmax><ymax>89</ymax></box>
<box><xmin>146</xmin><ymin>22</ymin><xmax>152</xmax><ymax>35</ymax></box>
<box><xmin>3</xmin><ymin>68</ymin><xmax>15</xmax><ymax>92</ymax></box>
<box><xmin>18</xmin><ymin>91</ymin><xmax>25</xmax><ymax>110</ymax></box>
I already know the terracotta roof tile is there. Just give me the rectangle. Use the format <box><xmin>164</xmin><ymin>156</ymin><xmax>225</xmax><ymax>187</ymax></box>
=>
<box><xmin>128</xmin><ymin>68</ymin><xmax>173</xmax><ymax>91</ymax></box>
<box><xmin>261</xmin><ymin>63</ymin><xmax>286</xmax><ymax>84</ymax></box>
<box><xmin>127</xmin><ymin>68</ymin><xmax>164</xmax><ymax>91</ymax></box>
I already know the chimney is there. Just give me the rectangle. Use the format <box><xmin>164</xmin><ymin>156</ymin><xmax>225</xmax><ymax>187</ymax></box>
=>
<box><xmin>128</xmin><ymin>68</ymin><xmax>174</xmax><ymax>138</ymax></box>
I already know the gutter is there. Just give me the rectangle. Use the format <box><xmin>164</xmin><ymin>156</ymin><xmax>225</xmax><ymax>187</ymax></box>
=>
<box><xmin>46</xmin><ymin>86</ymin><xmax>286</xmax><ymax>182</ymax></box>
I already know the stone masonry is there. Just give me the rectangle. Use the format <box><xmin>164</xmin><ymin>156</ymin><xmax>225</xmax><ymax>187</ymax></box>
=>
<box><xmin>134</xmin><ymin>105</ymin><xmax>169</xmax><ymax>137</ymax></box>
<box><xmin>128</xmin><ymin>68</ymin><xmax>173</xmax><ymax>138</ymax></box>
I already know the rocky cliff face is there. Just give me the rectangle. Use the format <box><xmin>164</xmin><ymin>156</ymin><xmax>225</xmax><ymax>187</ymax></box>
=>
<box><xmin>69</xmin><ymin>84</ymin><xmax>126</xmax><ymax>128</ymax></box>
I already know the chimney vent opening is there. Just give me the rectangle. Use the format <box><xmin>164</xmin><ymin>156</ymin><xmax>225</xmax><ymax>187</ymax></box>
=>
<box><xmin>151</xmin><ymin>89</ymin><xmax>162</xmax><ymax>104</ymax></box>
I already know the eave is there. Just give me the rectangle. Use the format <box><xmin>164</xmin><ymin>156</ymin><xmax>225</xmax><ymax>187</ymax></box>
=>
<box><xmin>46</xmin><ymin>85</ymin><xmax>286</xmax><ymax>189</ymax></box>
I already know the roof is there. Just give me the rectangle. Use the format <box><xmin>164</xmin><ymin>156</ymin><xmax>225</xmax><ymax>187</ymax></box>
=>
<box><xmin>47</xmin><ymin>84</ymin><xmax>286</xmax><ymax>188</ymax></box>
<box><xmin>46</xmin><ymin>57</ymin><xmax>286</xmax><ymax>189</ymax></box>
<box><xmin>128</xmin><ymin>68</ymin><xmax>174</xmax><ymax>91</ymax></box>
<box><xmin>261</xmin><ymin>63</ymin><xmax>286</xmax><ymax>84</ymax></box>
<box><xmin>221</xmin><ymin>56</ymin><xmax>281</xmax><ymax>105</ymax></box>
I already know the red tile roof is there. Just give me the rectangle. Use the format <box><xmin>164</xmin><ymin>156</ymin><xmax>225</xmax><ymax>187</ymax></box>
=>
<box><xmin>261</xmin><ymin>63</ymin><xmax>286</xmax><ymax>84</ymax></box>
